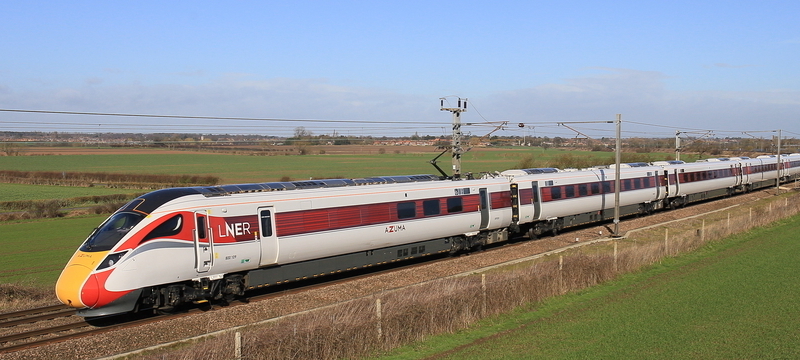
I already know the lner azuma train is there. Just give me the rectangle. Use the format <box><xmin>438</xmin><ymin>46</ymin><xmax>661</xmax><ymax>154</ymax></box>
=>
<box><xmin>56</xmin><ymin>154</ymin><xmax>800</xmax><ymax>316</ymax></box>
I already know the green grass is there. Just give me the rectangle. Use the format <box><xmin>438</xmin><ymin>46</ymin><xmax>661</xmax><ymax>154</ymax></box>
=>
<box><xmin>0</xmin><ymin>215</ymin><xmax>107</xmax><ymax>286</ymax></box>
<box><xmin>0</xmin><ymin>149</ymin><xmax>676</xmax><ymax>184</ymax></box>
<box><xmin>376</xmin><ymin>214</ymin><xmax>800</xmax><ymax>359</ymax></box>
<box><xmin>0</xmin><ymin>183</ymin><xmax>141</xmax><ymax>202</ymax></box>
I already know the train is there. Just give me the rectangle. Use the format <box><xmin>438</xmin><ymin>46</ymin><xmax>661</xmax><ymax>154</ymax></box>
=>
<box><xmin>55</xmin><ymin>153</ymin><xmax>800</xmax><ymax>316</ymax></box>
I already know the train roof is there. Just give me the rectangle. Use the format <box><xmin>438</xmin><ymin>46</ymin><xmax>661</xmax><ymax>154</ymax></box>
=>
<box><xmin>119</xmin><ymin>174</ymin><xmax>442</xmax><ymax>215</ymax></box>
<box><xmin>651</xmin><ymin>160</ymin><xmax>685</xmax><ymax>166</ymax></box>
<box><xmin>513</xmin><ymin>168</ymin><xmax>560</xmax><ymax>175</ymax></box>
<box><xmin>607</xmin><ymin>162</ymin><xmax>654</xmax><ymax>168</ymax></box>
<box><xmin>198</xmin><ymin>174</ymin><xmax>442</xmax><ymax>196</ymax></box>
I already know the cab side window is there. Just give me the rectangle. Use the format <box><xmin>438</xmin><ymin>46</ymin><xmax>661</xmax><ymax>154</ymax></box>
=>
<box><xmin>142</xmin><ymin>214</ymin><xmax>183</xmax><ymax>241</ymax></box>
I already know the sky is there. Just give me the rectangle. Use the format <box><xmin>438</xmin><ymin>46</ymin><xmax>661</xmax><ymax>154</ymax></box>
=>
<box><xmin>0</xmin><ymin>0</ymin><xmax>798</xmax><ymax>139</ymax></box>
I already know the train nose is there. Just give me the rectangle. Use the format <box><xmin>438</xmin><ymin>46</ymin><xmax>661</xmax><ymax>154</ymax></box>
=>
<box><xmin>55</xmin><ymin>251</ymin><xmax>106</xmax><ymax>308</ymax></box>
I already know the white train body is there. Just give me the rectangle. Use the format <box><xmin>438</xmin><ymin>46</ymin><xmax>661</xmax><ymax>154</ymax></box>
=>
<box><xmin>56</xmin><ymin>154</ymin><xmax>800</xmax><ymax>316</ymax></box>
<box><xmin>101</xmin><ymin>178</ymin><xmax>509</xmax><ymax>292</ymax></box>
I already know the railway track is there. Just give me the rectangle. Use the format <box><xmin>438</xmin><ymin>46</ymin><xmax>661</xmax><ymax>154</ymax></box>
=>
<box><xmin>0</xmin><ymin>254</ymin><xmax>449</xmax><ymax>355</ymax></box>
<box><xmin>0</xmin><ymin>305</ymin><xmax>87</xmax><ymax>354</ymax></box>
<box><xmin>0</xmin><ymin>305</ymin><xmax>72</xmax><ymax>325</ymax></box>
<box><xmin>0</xmin><ymin>304</ymin><xmax>181</xmax><ymax>354</ymax></box>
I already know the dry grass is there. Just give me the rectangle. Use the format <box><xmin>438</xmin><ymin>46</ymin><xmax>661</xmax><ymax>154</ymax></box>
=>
<box><xmin>0</xmin><ymin>198</ymin><xmax>129</xmax><ymax>221</ymax></box>
<box><xmin>0</xmin><ymin>282</ymin><xmax>60</xmax><ymax>312</ymax></box>
<box><xmin>130</xmin><ymin>191</ymin><xmax>800</xmax><ymax>360</ymax></box>
<box><xmin>0</xmin><ymin>170</ymin><xmax>219</xmax><ymax>188</ymax></box>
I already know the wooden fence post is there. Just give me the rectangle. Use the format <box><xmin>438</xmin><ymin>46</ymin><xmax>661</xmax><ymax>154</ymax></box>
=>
<box><xmin>727</xmin><ymin>213</ymin><xmax>731</xmax><ymax>233</ymax></box>
<box><xmin>559</xmin><ymin>255</ymin><xmax>564</xmax><ymax>294</ymax></box>
<box><xmin>234</xmin><ymin>331</ymin><xmax>242</xmax><ymax>360</ymax></box>
<box><xmin>481</xmin><ymin>273</ymin><xmax>487</xmax><ymax>316</ymax></box>
<box><xmin>376</xmin><ymin>298</ymin><xmax>383</xmax><ymax>341</ymax></box>
<box><xmin>701</xmin><ymin>220</ymin><xmax>705</xmax><ymax>242</ymax></box>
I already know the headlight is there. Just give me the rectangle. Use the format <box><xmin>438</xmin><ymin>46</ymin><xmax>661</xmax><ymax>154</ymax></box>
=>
<box><xmin>97</xmin><ymin>251</ymin><xmax>128</xmax><ymax>270</ymax></box>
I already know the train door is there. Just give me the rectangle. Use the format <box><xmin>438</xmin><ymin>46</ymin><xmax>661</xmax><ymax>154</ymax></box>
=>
<box><xmin>479</xmin><ymin>188</ymin><xmax>490</xmax><ymax>229</ymax></box>
<box><xmin>258</xmin><ymin>207</ymin><xmax>279</xmax><ymax>266</ymax></box>
<box><xmin>741</xmin><ymin>162</ymin><xmax>751</xmax><ymax>185</ymax></box>
<box><xmin>193</xmin><ymin>211</ymin><xmax>214</xmax><ymax>273</ymax></box>
<box><xmin>781</xmin><ymin>158</ymin><xmax>789</xmax><ymax>180</ymax></box>
<box><xmin>531</xmin><ymin>181</ymin><xmax>542</xmax><ymax>220</ymax></box>
<box><xmin>734</xmin><ymin>163</ymin><xmax>743</xmax><ymax>187</ymax></box>
<box><xmin>672</xmin><ymin>169</ymin><xmax>680</xmax><ymax>195</ymax></box>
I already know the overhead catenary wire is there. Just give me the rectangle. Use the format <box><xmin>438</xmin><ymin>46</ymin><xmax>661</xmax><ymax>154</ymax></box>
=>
<box><xmin>0</xmin><ymin>107</ymin><xmax>796</xmax><ymax>140</ymax></box>
<box><xmin>0</xmin><ymin>108</ymin><xmax>435</xmax><ymax>126</ymax></box>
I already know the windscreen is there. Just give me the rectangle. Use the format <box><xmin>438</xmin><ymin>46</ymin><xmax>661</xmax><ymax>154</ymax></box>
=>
<box><xmin>80</xmin><ymin>212</ymin><xmax>145</xmax><ymax>252</ymax></box>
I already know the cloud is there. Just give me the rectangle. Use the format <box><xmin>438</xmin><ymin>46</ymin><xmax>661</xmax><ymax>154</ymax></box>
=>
<box><xmin>706</xmin><ymin>63</ymin><xmax>757</xmax><ymax>69</ymax></box>
<box><xmin>0</xmin><ymin>75</ymin><xmax>437</xmax><ymax>136</ymax></box>
<box><xmin>481</xmin><ymin>68</ymin><xmax>800</xmax><ymax>135</ymax></box>
<box><xmin>175</xmin><ymin>70</ymin><xmax>208</xmax><ymax>77</ymax></box>
<box><xmin>0</xmin><ymin>69</ymin><xmax>798</xmax><ymax>137</ymax></box>
<box><xmin>85</xmin><ymin>77</ymin><xmax>104</xmax><ymax>85</ymax></box>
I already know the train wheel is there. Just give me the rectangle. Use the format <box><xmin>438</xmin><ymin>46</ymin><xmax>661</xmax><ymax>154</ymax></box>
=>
<box><xmin>551</xmin><ymin>220</ymin><xmax>563</xmax><ymax>236</ymax></box>
<box><xmin>669</xmin><ymin>199</ymin><xmax>680</xmax><ymax>210</ymax></box>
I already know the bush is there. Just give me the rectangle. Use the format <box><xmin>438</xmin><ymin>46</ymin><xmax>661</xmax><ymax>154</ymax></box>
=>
<box><xmin>26</xmin><ymin>200</ymin><xmax>63</xmax><ymax>218</ymax></box>
<box><xmin>513</xmin><ymin>155</ymin><xmax>537</xmax><ymax>169</ymax></box>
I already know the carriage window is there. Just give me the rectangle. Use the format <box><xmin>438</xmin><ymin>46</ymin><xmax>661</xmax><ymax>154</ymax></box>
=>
<box><xmin>142</xmin><ymin>214</ymin><xmax>183</xmax><ymax>241</ymax></box>
<box><xmin>565</xmin><ymin>186</ymin><xmax>575</xmax><ymax>198</ymax></box>
<box><xmin>579</xmin><ymin>184</ymin><xmax>588</xmax><ymax>197</ymax></box>
<box><xmin>551</xmin><ymin>187</ymin><xmax>562</xmax><ymax>199</ymax></box>
<box><xmin>447</xmin><ymin>198</ymin><xmax>463</xmax><ymax>213</ymax></box>
<box><xmin>591</xmin><ymin>183</ymin><xmax>600</xmax><ymax>194</ymax></box>
<box><xmin>397</xmin><ymin>202</ymin><xmax>416</xmax><ymax>219</ymax></box>
<box><xmin>603</xmin><ymin>181</ymin><xmax>612</xmax><ymax>193</ymax></box>
<box><xmin>423</xmin><ymin>199</ymin><xmax>440</xmax><ymax>216</ymax></box>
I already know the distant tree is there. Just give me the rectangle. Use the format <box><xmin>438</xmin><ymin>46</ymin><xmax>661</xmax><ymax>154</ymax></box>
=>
<box><xmin>1</xmin><ymin>143</ymin><xmax>22</xmax><ymax>156</ymax></box>
<box><xmin>294</xmin><ymin>127</ymin><xmax>313</xmax><ymax>138</ymax></box>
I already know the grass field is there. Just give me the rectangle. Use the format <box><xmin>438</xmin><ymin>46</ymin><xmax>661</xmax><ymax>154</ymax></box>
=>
<box><xmin>0</xmin><ymin>183</ymin><xmax>141</xmax><ymax>202</ymax></box>
<box><xmin>0</xmin><ymin>147</ymin><xmax>677</xmax><ymax>184</ymax></box>
<box><xmin>0</xmin><ymin>215</ymin><xmax>106</xmax><ymax>286</ymax></box>
<box><xmin>376</xmin><ymin>214</ymin><xmax>800</xmax><ymax>359</ymax></box>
